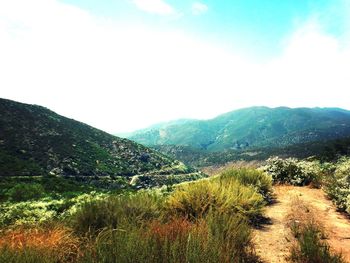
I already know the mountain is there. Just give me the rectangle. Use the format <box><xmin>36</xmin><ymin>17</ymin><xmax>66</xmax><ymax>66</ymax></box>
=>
<box><xmin>0</xmin><ymin>98</ymin><xmax>193</xmax><ymax>177</ymax></box>
<box><xmin>128</xmin><ymin>106</ymin><xmax>350</xmax><ymax>152</ymax></box>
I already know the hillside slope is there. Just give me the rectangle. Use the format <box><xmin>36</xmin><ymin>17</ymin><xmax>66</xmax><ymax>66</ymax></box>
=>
<box><xmin>153</xmin><ymin>136</ymin><xmax>350</xmax><ymax>167</ymax></box>
<box><xmin>128</xmin><ymin>107</ymin><xmax>350</xmax><ymax>151</ymax></box>
<box><xmin>0</xmin><ymin>98</ymin><xmax>191</xmax><ymax>177</ymax></box>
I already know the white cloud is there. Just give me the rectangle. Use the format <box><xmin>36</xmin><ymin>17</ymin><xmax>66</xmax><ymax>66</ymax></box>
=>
<box><xmin>191</xmin><ymin>2</ymin><xmax>208</xmax><ymax>15</ymax></box>
<box><xmin>0</xmin><ymin>0</ymin><xmax>350</xmax><ymax>133</ymax></box>
<box><xmin>132</xmin><ymin>0</ymin><xmax>176</xmax><ymax>15</ymax></box>
<box><xmin>260</xmin><ymin>17</ymin><xmax>350</xmax><ymax>108</ymax></box>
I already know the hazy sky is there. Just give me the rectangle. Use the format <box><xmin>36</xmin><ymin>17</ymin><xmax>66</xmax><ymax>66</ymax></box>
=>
<box><xmin>1</xmin><ymin>0</ymin><xmax>350</xmax><ymax>133</ymax></box>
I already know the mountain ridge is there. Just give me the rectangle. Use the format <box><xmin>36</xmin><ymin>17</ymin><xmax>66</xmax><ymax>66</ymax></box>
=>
<box><xmin>127</xmin><ymin>106</ymin><xmax>350</xmax><ymax>152</ymax></box>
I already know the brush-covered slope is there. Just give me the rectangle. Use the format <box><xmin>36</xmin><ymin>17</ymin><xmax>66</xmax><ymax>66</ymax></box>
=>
<box><xmin>128</xmin><ymin>107</ymin><xmax>350</xmax><ymax>151</ymax></box>
<box><xmin>0</xmin><ymin>98</ymin><xmax>191</xmax><ymax>177</ymax></box>
<box><xmin>153</xmin><ymin>136</ymin><xmax>350</xmax><ymax>167</ymax></box>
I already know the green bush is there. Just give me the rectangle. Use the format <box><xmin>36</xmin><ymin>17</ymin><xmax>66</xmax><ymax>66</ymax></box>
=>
<box><xmin>262</xmin><ymin>157</ymin><xmax>322</xmax><ymax>186</ymax></box>
<box><xmin>219</xmin><ymin>168</ymin><xmax>273</xmax><ymax>201</ymax></box>
<box><xmin>0</xmin><ymin>247</ymin><xmax>57</xmax><ymax>263</ymax></box>
<box><xmin>166</xmin><ymin>171</ymin><xmax>266</xmax><ymax>222</ymax></box>
<box><xmin>0</xmin><ymin>192</ymin><xmax>107</xmax><ymax>227</ymax></box>
<box><xmin>324</xmin><ymin>157</ymin><xmax>350</xmax><ymax>214</ymax></box>
<box><xmin>0</xmin><ymin>176</ymin><xmax>103</xmax><ymax>203</ymax></box>
<box><xmin>204</xmin><ymin>212</ymin><xmax>257</xmax><ymax>262</ymax></box>
<box><xmin>72</xmin><ymin>191</ymin><xmax>164</xmax><ymax>235</ymax></box>
<box><xmin>6</xmin><ymin>183</ymin><xmax>45</xmax><ymax>202</ymax></box>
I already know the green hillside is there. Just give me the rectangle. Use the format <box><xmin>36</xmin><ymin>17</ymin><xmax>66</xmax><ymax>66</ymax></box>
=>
<box><xmin>0</xmin><ymin>98</ymin><xmax>192</xmax><ymax>177</ymax></box>
<box><xmin>129</xmin><ymin>107</ymin><xmax>350</xmax><ymax>151</ymax></box>
<box><xmin>154</xmin><ymin>136</ymin><xmax>350</xmax><ymax>167</ymax></box>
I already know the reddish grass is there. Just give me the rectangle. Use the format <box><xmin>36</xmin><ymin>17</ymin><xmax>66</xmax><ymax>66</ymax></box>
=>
<box><xmin>0</xmin><ymin>226</ymin><xmax>82</xmax><ymax>262</ymax></box>
<box><xmin>147</xmin><ymin>218</ymin><xmax>193</xmax><ymax>241</ymax></box>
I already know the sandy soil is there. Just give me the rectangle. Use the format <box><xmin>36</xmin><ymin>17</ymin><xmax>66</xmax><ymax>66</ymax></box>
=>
<box><xmin>253</xmin><ymin>185</ymin><xmax>350</xmax><ymax>263</ymax></box>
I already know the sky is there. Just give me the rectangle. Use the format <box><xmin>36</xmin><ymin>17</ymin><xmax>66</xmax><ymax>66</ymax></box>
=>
<box><xmin>1</xmin><ymin>0</ymin><xmax>350</xmax><ymax>133</ymax></box>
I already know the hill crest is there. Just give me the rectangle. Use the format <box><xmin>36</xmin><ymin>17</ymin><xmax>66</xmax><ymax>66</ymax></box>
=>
<box><xmin>0</xmin><ymin>98</ymin><xmax>191</xmax><ymax>177</ymax></box>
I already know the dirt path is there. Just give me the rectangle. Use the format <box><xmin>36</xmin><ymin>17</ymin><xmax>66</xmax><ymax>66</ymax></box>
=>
<box><xmin>253</xmin><ymin>185</ymin><xmax>350</xmax><ymax>263</ymax></box>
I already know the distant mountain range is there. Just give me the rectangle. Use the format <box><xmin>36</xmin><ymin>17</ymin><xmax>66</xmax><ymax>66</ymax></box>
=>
<box><xmin>127</xmin><ymin>106</ymin><xmax>350</xmax><ymax>151</ymax></box>
<box><xmin>0</xmin><ymin>98</ymin><xmax>192</xmax><ymax>177</ymax></box>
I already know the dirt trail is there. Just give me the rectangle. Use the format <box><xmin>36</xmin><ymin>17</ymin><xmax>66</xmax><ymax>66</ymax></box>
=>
<box><xmin>253</xmin><ymin>185</ymin><xmax>350</xmax><ymax>263</ymax></box>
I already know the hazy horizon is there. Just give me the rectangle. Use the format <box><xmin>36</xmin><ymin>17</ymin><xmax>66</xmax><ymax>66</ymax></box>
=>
<box><xmin>1</xmin><ymin>0</ymin><xmax>350</xmax><ymax>133</ymax></box>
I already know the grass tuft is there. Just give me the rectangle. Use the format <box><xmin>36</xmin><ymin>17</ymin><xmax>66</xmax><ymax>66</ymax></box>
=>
<box><xmin>286</xmin><ymin>198</ymin><xmax>344</xmax><ymax>263</ymax></box>
<box><xmin>166</xmin><ymin>168</ymin><xmax>269</xmax><ymax>222</ymax></box>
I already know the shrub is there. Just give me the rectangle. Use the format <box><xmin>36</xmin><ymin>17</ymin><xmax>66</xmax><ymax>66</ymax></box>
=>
<box><xmin>324</xmin><ymin>157</ymin><xmax>350</xmax><ymax>213</ymax></box>
<box><xmin>166</xmin><ymin>172</ymin><xmax>266</xmax><ymax>222</ymax></box>
<box><xmin>219</xmin><ymin>168</ymin><xmax>273</xmax><ymax>201</ymax></box>
<box><xmin>0</xmin><ymin>192</ymin><xmax>107</xmax><ymax>227</ymax></box>
<box><xmin>203</xmin><ymin>212</ymin><xmax>256</xmax><ymax>262</ymax></box>
<box><xmin>262</xmin><ymin>157</ymin><xmax>322</xmax><ymax>186</ymax></box>
<box><xmin>72</xmin><ymin>191</ymin><xmax>164</xmax><ymax>235</ymax></box>
<box><xmin>0</xmin><ymin>201</ymin><xmax>58</xmax><ymax>226</ymax></box>
<box><xmin>6</xmin><ymin>183</ymin><xmax>45</xmax><ymax>202</ymax></box>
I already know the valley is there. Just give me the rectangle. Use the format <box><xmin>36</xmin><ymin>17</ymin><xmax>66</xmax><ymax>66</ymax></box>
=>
<box><xmin>1</xmin><ymin>98</ymin><xmax>350</xmax><ymax>263</ymax></box>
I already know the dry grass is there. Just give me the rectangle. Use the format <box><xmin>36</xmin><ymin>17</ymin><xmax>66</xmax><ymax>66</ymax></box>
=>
<box><xmin>0</xmin><ymin>225</ymin><xmax>82</xmax><ymax>262</ymax></box>
<box><xmin>147</xmin><ymin>218</ymin><xmax>194</xmax><ymax>242</ymax></box>
<box><xmin>285</xmin><ymin>197</ymin><xmax>344</xmax><ymax>263</ymax></box>
<box><xmin>285</xmin><ymin>197</ymin><xmax>322</xmax><ymax>233</ymax></box>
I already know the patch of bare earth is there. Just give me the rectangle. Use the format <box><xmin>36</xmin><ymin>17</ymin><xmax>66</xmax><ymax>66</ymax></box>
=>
<box><xmin>253</xmin><ymin>185</ymin><xmax>350</xmax><ymax>263</ymax></box>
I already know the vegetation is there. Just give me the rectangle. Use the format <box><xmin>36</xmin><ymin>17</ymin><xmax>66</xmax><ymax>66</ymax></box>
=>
<box><xmin>167</xmin><ymin>179</ymin><xmax>265</xmax><ymax>222</ymax></box>
<box><xmin>0</xmin><ymin>168</ymin><xmax>269</xmax><ymax>262</ymax></box>
<box><xmin>152</xmin><ymin>135</ymin><xmax>350</xmax><ymax>168</ymax></box>
<box><xmin>0</xmin><ymin>176</ymin><xmax>108</xmax><ymax>202</ymax></box>
<box><xmin>0</xmin><ymin>174</ymin><xmax>207</xmax><ymax>228</ymax></box>
<box><xmin>324</xmin><ymin>157</ymin><xmax>350</xmax><ymax>214</ymax></box>
<box><xmin>0</xmin><ymin>176</ymin><xmax>114</xmax><ymax>227</ymax></box>
<box><xmin>72</xmin><ymin>191</ymin><xmax>164</xmax><ymax>235</ymax></box>
<box><xmin>290</xmin><ymin>223</ymin><xmax>344</xmax><ymax>263</ymax></box>
<box><xmin>219</xmin><ymin>168</ymin><xmax>272</xmax><ymax>201</ymax></box>
<box><xmin>262</xmin><ymin>157</ymin><xmax>323</xmax><ymax>187</ymax></box>
<box><xmin>260</xmin><ymin>156</ymin><xmax>350</xmax><ymax>218</ymax></box>
<box><xmin>1</xmin><ymin>158</ymin><xmax>350</xmax><ymax>262</ymax></box>
<box><xmin>0</xmin><ymin>191</ymin><xmax>109</xmax><ymax>227</ymax></box>
<box><xmin>0</xmin><ymin>226</ymin><xmax>81</xmax><ymax>263</ymax></box>
<box><xmin>286</xmin><ymin>198</ymin><xmax>344</xmax><ymax>263</ymax></box>
<box><xmin>81</xmin><ymin>212</ymin><xmax>258</xmax><ymax>263</ymax></box>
